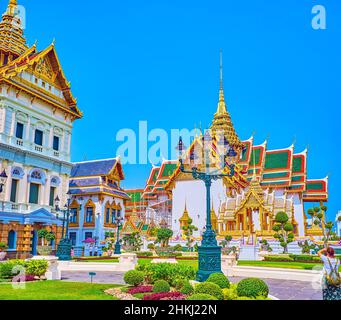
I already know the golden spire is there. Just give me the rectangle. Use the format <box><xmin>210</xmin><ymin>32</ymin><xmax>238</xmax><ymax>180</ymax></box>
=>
<box><xmin>211</xmin><ymin>50</ymin><xmax>244</xmax><ymax>152</ymax></box>
<box><xmin>0</xmin><ymin>0</ymin><xmax>28</xmax><ymax>57</ymax></box>
<box><xmin>7</xmin><ymin>0</ymin><xmax>18</xmax><ymax>16</ymax></box>
<box><xmin>216</xmin><ymin>49</ymin><xmax>227</xmax><ymax>115</ymax></box>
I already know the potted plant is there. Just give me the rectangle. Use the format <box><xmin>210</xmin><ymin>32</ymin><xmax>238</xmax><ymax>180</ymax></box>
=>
<box><xmin>37</xmin><ymin>229</ymin><xmax>56</xmax><ymax>256</ymax></box>
<box><xmin>0</xmin><ymin>242</ymin><xmax>7</xmax><ymax>261</ymax></box>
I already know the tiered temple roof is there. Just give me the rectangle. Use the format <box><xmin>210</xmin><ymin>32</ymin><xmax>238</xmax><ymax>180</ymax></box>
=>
<box><xmin>142</xmin><ymin>160</ymin><xmax>178</xmax><ymax>199</ymax></box>
<box><xmin>0</xmin><ymin>0</ymin><xmax>82</xmax><ymax>121</ymax></box>
<box><xmin>69</xmin><ymin>158</ymin><xmax>130</xmax><ymax>200</ymax></box>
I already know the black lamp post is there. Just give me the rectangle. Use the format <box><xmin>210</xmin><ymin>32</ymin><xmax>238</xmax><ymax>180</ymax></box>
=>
<box><xmin>177</xmin><ymin>133</ymin><xmax>238</xmax><ymax>281</ymax></box>
<box><xmin>114</xmin><ymin>215</ymin><xmax>123</xmax><ymax>255</ymax></box>
<box><xmin>0</xmin><ymin>170</ymin><xmax>8</xmax><ymax>211</ymax></box>
<box><xmin>56</xmin><ymin>195</ymin><xmax>72</xmax><ymax>261</ymax></box>
<box><xmin>0</xmin><ymin>170</ymin><xmax>8</xmax><ymax>194</ymax></box>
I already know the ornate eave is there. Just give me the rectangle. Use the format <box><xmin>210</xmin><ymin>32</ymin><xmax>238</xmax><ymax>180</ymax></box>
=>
<box><xmin>0</xmin><ymin>43</ymin><xmax>82</xmax><ymax>120</ymax></box>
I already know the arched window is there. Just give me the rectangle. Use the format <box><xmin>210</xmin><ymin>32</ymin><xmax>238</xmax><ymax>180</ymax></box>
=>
<box><xmin>84</xmin><ymin>199</ymin><xmax>95</xmax><ymax>224</ymax></box>
<box><xmin>8</xmin><ymin>230</ymin><xmax>17</xmax><ymax>250</ymax></box>
<box><xmin>50</xmin><ymin>176</ymin><xmax>61</xmax><ymax>187</ymax></box>
<box><xmin>28</xmin><ymin>168</ymin><xmax>46</xmax><ymax>185</ymax></box>
<box><xmin>69</xmin><ymin>200</ymin><xmax>79</xmax><ymax>224</ymax></box>
<box><xmin>111</xmin><ymin>202</ymin><xmax>117</xmax><ymax>224</ymax></box>
<box><xmin>105</xmin><ymin>202</ymin><xmax>111</xmax><ymax>224</ymax></box>
<box><xmin>11</xmin><ymin>167</ymin><xmax>24</xmax><ymax>179</ymax></box>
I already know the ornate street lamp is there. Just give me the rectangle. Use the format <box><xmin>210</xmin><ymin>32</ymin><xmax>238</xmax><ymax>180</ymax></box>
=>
<box><xmin>114</xmin><ymin>214</ymin><xmax>123</xmax><ymax>255</ymax></box>
<box><xmin>56</xmin><ymin>195</ymin><xmax>72</xmax><ymax>261</ymax></box>
<box><xmin>177</xmin><ymin>133</ymin><xmax>238</xmax><ymax>281</ymax></box>
<box><xmin>0</xmin><ymin>169</ymin><xmax>8</xmax><ymax>193</ymax></box>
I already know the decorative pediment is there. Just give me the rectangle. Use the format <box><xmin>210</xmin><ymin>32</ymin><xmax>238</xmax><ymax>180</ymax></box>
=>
<box><xmin>35</xmin><ymin>57</ymin><xmax>54</xmax><ymax>82</ymax></box>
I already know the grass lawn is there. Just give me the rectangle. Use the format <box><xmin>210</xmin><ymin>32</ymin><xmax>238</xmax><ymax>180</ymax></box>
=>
<box><xmin>237</xmin><ymin>260</ymin><xmax>322</xmax><ymax>270</ymax></box>
<box><xmin>0</xmin><ymin>281</ymin><xmax>120</xmax><ymax>300</ymax></box>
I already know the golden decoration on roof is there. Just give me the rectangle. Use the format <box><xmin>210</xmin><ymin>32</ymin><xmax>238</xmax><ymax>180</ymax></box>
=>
<box><xmin>211</xmin><ymin>50</ymin><xmax>244</xmax><ymax>152</ymax></box>
<box><xmin>0</xmin><ymin>0</ymin><xmax>28</xmax><ymax>57</ymax></box>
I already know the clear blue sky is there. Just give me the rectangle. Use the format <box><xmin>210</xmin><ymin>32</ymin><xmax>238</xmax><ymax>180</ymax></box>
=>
<box><xmin>17</xmin><ymin>0</ymin><xmax>340</xmax><ymax>220</ymax></box>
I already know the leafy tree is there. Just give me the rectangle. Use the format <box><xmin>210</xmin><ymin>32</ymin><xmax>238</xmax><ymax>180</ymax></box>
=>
<box><xmin>307</xmin><ymin>205</ymin><xmax>333</xmax><ymax>248</ymax></box>
<box><xmin>156</xmin><ymin>228</ymin><xmax>173</xmax><ymax>247</ymax></box>
<box><xmin>122</xmin><ymin>232</ymin><xmax>143</xmax><ymax>251</ymax></box>
<box><xmin>220</xmin><ymin>240</ymin><xmax>228</xmax><ymax>248</ymax></box>
<box><xmin>37</xmin><ymin>229</ymin><xmax>55</xmax><ymax>246</ymax></box>
<box><xmin>182</xmin><ymin>218</ymin><xmax>198</xmax><ymax>252</ymax></box>
<box><xmin>272</xmin><ymin>212</ymin><xmax>295</xmax><ymax>254</ymax></box>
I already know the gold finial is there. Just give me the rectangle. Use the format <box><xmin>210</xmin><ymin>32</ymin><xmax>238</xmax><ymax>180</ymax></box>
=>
<box><xmin>216</xmin><ymin>49</ymin><xmax>227</xmax><ymax>115</ymax></box>
<box><xmin>7</xmin><ymin>0</ymin><xmax>17</xmax><ymax>15</ymax></box>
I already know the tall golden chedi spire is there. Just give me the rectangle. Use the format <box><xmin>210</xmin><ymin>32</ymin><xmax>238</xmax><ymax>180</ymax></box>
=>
<box><xmin>211</xmin><ymin>50</ymin><xmax>244</xmax><ymax>153</ymax></box>
<box><xmin>0</xmin><ymin>0</ymin><xmax>28</xmax><ymax>62</ymax></box>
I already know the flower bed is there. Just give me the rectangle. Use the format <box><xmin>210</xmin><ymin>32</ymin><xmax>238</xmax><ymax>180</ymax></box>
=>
<box><xmin>143</xmin><ymin>292</ymin><xmax>185</xmax><ymax>300</ymax></box>
<box><xmin>127</xmin><ymin>286</ymin><xmax>153</xmax><ymax>294</ymax></box>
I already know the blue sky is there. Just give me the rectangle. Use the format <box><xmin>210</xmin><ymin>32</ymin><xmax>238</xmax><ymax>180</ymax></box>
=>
<box><xmin>17</xmin><ymin>0</ymin><xmax>340</xmax><ymax>220</ymax></box>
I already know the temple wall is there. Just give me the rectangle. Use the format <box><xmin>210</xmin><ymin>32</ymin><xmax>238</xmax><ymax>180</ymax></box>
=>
<box><xmin>293</xmin><ymin>193</ymin><xmax>305</xmax><ymax>237</ymax></box>
<box><xmin>171</xmin><ymin>179</ymin><xmax>226</xmax><ymax>238</ymax></box>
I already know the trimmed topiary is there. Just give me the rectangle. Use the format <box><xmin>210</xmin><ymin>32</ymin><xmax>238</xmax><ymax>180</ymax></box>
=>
<box><xmin>275</xmin><ymin>211</ymin><xmax>289</xmax><ymax>223</ymax></box>
<box><xmin>123</xmin><ymin>270</ymin><xmax>144</xmax><ymax>287</ymax></box>
<box><xmin>186</xmin><ymin>293</ymin><xmax>218</xmax><ymax>300</ymax></box>
<box><xmin>236</xmin><ymin>278</ymin><xmax>269</xmax><ymax>298</ymax></box>
<box><xmin>153</xmin><ymin>280</ymin><xmax>170</xmax><ymax>293</ymax></box>
<box><xmin>222</xmin><ymin>284</ymin><xmax>238</xmax><ymax>300</ymax></box>
<box><xmin>194</xmin><ymin>282</ymin><xmax>224</xmax><ymax>300</ymax></box>
<box><xmin>206</xmin><ymin>273</ymin><xmax>230</xmax><ymax>289</ymax></box>
<box><xmin>180</xmin><ymin>281</ymin><xmax>194</xmax><ymax>295</ymax></box>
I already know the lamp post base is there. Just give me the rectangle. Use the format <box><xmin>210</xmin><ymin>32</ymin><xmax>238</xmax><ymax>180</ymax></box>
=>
<box><xmin>56</xmin><ymin>238</ymin><xmax>72</xmax><ymax>261</ymax></box>
<box><xmin>196</xmin><ymin>245</ymin><xmax>222</xmax><ymax>282</ymax></box>
<box><xmin>114</xmin><ymin>242</ymin><xmax>121</xmax><ymax>255</ymax></box>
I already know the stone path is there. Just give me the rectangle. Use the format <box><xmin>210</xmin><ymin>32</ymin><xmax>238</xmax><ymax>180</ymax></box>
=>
<box><xmin>61</xmin><ymin>271</ymin><xmax>322</xmax><ymax>300</ymax></box>
<box><xmin>62</xmin><ymin>271</ymin><xmax>126</xmax><ymax>285</ymax></box>
<box><xmin>230</xmin><ymin>277</ymin><xmax>322</xmax><ymax>300</ymax></box>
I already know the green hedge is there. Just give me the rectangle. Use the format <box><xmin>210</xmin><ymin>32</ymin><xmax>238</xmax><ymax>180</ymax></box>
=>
<box><xmin>236</xmin><ymin>278</ymin><xmax>269</xmax><ymax>298</ymax></box>
<box><xmin>194</xmin><ymin>282</ymin><xmax>224</xmax><ymax>300</ymax></box>
<box><xmin>206</xmin><ymin>273</ymin><xmax>230</xmax><ymax>289</ymax></box>
<box><xmin>263</xmin><ymin>255</ymin><xmax>294</xmax><ymax>262</ymax></box>
<box><xmin>0</xmin><ymin>259</ymin><xmax>48</xmax><ymax>279</ymax></box>
<box><xmin>124</xmin><ymin>270</ymin><xmax>144</xmax><ymax>286</ymax></box>
<box><xmin>288</xmin><ymin>254</ymin><xmax>321</xmax><ymax>263</ymax></box>
<box><xmin>153</xmin><ymin>280</ymin><xmax>170</xmax><ymax>293</ymax></box>
<box><xmin>186</xmin><ymin>293</ymin><xmax>217</xmax><ymax>300</ymax></box>
<box><xmin>136</xmin><ymin>263</ymin><xmax>196</xmax><ymax>286</ymax></box>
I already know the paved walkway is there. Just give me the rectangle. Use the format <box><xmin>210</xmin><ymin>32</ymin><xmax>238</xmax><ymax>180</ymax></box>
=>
<box><xmin>61</xmin><ymin>271</ymin><xmax>322</xmax><ymax>300</ymax></box>
<box><xmin>231</xmin><ymin>277</ymin><xmax>322</xmax><ymax>300</ymax></box>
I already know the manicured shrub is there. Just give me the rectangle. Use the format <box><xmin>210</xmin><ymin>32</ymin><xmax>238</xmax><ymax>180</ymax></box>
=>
<box><xmin>153</xmin><ymin>280</ymin><xmax>170</xmax><ymax>293</ymax></box>
<box><xmin>275</xmin><ymin>212</ymin><xmax>289</xmax><ymax>223</ymax></box>
<box><xmin>173</xmin><ymin>244</ymin><xmax>183</xmax><ymax>252</ymax></box>
<box><xmin>143</xmin><ymin>292</ymin><xmax>184</xmax><ymax>300</ymax></box>
<box><xmin>135</xmin><ymin>251</ymin><xmax>153</xmax><ymax>257</ymax></box>
<box><xmin>186</xmin><ymin>293</ymin><xmax>218</xmax><ymax>300</ymax></box>
<box><xmin>206</xmin><ymin>273</ymin><xmax>230</xmax><ymax>289</ymax></box>
<box><xmin>173</xmin><ymin>278</ymin><xmax>186</xmax><ymax>290</ymax></box>
<box><xmin>180</xmin><ymin>281</ymin><xmax>194</xmax><ymax>295</ymax></box>
<box><xmin>0</xmin><ymin>260</ymin><xmax>26</xmax><ymax>279</ymax></box>
<box><xmin>194</xmin><ymin>282</ymin><xmax>224</xmax><ymax>300</ymax></box>
<box><xmin>136</xmin><ymin>263</ymin><xmax>195</xmax><ymax>286</ymax></box>
<box><xmin>222</xmin><ymin>284</ymin><xmax>238</xmax><ymax>300</ymax></box>
<box><xmin>25</xmin><ymin>260</ymin><xmax>48</xmax><ymax>277</ymax></box>
<box><xmin>236</xmin><ymin>278</ymin><xmax>269</xmax><ymax>298</ymax></box>
<box><xmin>288</xmin><ymin>254</ymin><xmax>321</xmax><ymax>263</ymax></box>
<box><xmin>124</xmin><ymin>270</ymin><xmax>144</xmax><ymax>286</ymax></box>
<box><xmin>263</xmin><ymin>255</ymin><xmax>294</xmax><ymax>262</ymax></box>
